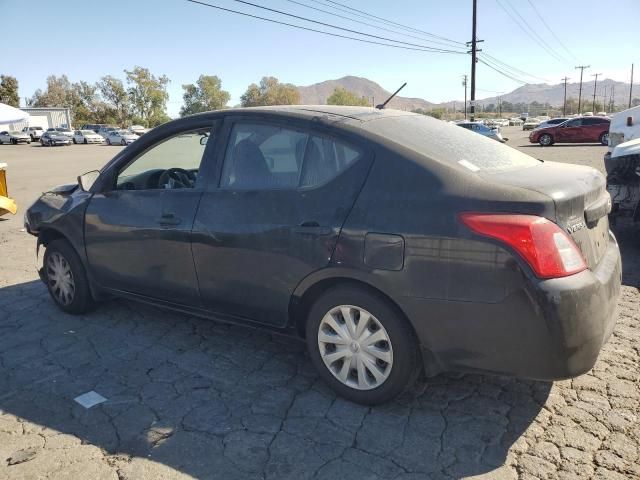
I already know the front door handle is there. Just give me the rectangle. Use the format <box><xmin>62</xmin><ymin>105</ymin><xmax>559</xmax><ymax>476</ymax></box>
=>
<box><xmin>292</xmin><ymin>221</ymin><xmax>332</xmax><ymax>235</ymax></box>
<box><xmin>158</xmin><ymin>213</ymin><xmax>181</xmax><ymax>226</ymax></box>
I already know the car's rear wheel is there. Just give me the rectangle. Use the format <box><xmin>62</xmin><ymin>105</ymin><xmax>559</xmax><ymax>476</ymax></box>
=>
<box><xmin>539</xmin><ymin>133</ymin><xmax>553</xmax><ymax>146</ymax></box>
<box><xmin>305</xmin><ymin>286</ymin><xmax>420</xmax><ymax>405</ymax></box>
<box><xmin>121</xmin><ymin>139</ymin><xmax>126</xmax><ymax>146</ymax></box>
<box><xmin>73</xmin><ymin>138</ymin><xmax>77</xmax><ymax>144</ymax></box>
<box><xmin>11</xmin><ymin>139</ymin><xmax>17</xmax><ymax>145</ymax></box>
<box><xmin>600</xmin><ymin>132</ymin><xmax>609</xmax><ymax>146</ymax></box>
<box><xmin>107</xmin><ymin>138</ymin><xmax>111</xmax><ymax>145</ymax></box>
<box><xmin>43</xmin><ymin>239</ymin><xmax>93</xmax><ymax>314</ymax></box>
<box><xmin>84</xmin><ymin>138</ymin><xmax>88</xmax><ymax>144</ymax></box>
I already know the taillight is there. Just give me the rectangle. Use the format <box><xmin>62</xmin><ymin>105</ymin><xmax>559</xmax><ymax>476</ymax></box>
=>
<box><xmin>459</xmin><ymin>213</ymin><xmax>587</xmax><ymax>279</ymax></box>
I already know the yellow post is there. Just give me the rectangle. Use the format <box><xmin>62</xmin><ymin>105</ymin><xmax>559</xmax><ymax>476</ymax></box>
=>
<box><xmin>0</xmin><ymin>163</ymin><xmax>18</xmax><ymax>216</ymax></box>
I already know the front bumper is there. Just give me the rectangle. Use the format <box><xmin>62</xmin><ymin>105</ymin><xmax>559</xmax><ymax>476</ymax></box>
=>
<box><xmin>402</xmin><ymin>233</ymin><xmax>622</xmax><ymax>380</ymax></box>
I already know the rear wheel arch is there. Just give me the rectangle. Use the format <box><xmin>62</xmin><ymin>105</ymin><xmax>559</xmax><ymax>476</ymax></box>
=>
<box><xmin>290</xmin><ymin>275</ymin><xmax>417</xmax><ymax>343</ymax></box>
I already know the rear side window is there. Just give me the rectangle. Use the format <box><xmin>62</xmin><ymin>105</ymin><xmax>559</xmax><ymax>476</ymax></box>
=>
<box><xmin>582</xmin><ymin>117</ymin><xmax>608</xmax><ymax>126</ymax></box>
<box><xmin>220</xmin><ymin>123</ymin><xmax>361</xmax><ymax>190</ymax></box>
<box><xmin>364</xmin><ymin>115</ymin><xmax>539</xmax><ymax>174</ymax></box>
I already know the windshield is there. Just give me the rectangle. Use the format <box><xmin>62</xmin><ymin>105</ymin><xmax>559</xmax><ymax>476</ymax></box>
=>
<box><xmin>81</xmin><ymin>130</ymin><xmax>95</xmax><ymax>134</ymax></box>
<box><xmin>363</xmin><ymin>114</ymin><xmax>539</xmax><ymax>174</ymax></box>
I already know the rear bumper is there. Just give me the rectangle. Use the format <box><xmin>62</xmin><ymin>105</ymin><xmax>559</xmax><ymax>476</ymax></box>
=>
<box><xmin>402</xmin><ymin>233</ymin><xmax>622</xmax><ymax>380</ymax></box>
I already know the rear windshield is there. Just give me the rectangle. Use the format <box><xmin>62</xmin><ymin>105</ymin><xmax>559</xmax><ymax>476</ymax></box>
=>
<box><xmin>363</xmin><ymin>115</ymin><xmax>539</xmax><ymax>173</ymax></box>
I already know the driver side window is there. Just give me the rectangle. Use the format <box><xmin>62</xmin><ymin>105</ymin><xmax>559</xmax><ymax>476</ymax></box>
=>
<box><xmin>116</xmin><ymin>127</ymin><xmax>211</xmax><ymax>191</ymax></box>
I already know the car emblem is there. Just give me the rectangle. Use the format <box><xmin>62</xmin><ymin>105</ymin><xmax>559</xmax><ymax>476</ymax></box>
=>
<box><xmin>567</xmin><ymin>221</ymin><xmax>586</xmax><ymax>234</ymax></box>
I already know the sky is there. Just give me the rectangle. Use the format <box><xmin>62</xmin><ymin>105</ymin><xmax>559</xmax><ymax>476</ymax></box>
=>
<box><xmin>3</xmin><ymin>0</ymin><xmax>639</xmax><ymax>117</ymax></box>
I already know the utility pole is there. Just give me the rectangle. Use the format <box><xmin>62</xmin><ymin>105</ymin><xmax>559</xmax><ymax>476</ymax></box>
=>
<box><xmin>462</xmin><ymin>75</ymin><xmax>468</xmax><ymax>119</ymax></box>
<box><xmin>610</xmin><ymin>85</ymin><xmax>615</xmax><ymax>112</ymax></box>
<box><xmin>561</xmin><ymin>77</ymin><xmax>570</xmax><ymax>116</ymax></box>
<box><xmin>498</xmin><ymin>96</ymin><xmax>502</xmax><ymax>118</ymax></box>
<box><xmin>575</xmin><ymin>65</ymin><xmax>590</xmax><ymax>114</ymax></box>
<box><xmin>602</xmin><ymin>86</ymin><xmax>608</xmax><ymax>113</ymax></box>
<box><xmin>629</xmin><ymin>63</ymin><xmax>634</xmax><ymax>109</ymax></box>
<box><xmin>467</xmin><ymin>0</ymin><xmax>483</xmax><ymax>121</ymax></box>
<box><xmin>591</xmin><ymin>73</ymin><xmax>601</xmax><ymax>112</ymax></box>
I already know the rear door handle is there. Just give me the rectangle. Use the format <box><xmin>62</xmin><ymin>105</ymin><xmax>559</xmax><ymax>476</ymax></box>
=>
<box><xmin>292</xmin><ymin>221</ymin><xmax>332</xmax><ymax>235</ymax></box>
<box><xmin>158</xmin><ymin>213</ymin><xmax>181</xmax><ymax>226</ymax></box>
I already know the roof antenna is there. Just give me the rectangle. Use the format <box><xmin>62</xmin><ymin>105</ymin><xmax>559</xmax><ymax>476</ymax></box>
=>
<box><xmin>376</xmin><ymin>82</ymin><xmax>407</xmax><ymax>110</ymax></box>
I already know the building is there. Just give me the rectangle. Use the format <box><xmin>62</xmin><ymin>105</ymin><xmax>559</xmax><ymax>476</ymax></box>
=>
<box><xmin>0</xmin><ymin>107</ymin><xmax>72</xmax><ymax>132</ymax></box>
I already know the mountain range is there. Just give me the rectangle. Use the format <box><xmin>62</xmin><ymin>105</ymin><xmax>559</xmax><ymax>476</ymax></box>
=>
<box><xmin>295</xmin><ymin>76</ymin><xmax>635</xmax><ymax>110</ymax></box>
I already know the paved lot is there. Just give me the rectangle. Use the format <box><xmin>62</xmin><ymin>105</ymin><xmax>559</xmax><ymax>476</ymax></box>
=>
<box><xmin>0</xmin><ymin>127</ymin><xmax>638</xmax><ymax>479</ymax></box>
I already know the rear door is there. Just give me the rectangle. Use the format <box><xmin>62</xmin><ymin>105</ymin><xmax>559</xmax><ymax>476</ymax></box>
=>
<box><xmin>582</xmin><ymin>117</ymin><xmax>609</xmax><ymax>142</ymax></box>
<box><xmin>192</xmin><ymin>117</ymin><xmax>373</xmax><ymax>327</ymax></box>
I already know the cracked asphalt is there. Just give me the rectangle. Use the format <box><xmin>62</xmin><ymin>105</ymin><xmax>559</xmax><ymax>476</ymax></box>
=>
<box><xmin>1</xmin><ymin>128</ymin><xmax>639</xmax><ymax>479</ymax></box>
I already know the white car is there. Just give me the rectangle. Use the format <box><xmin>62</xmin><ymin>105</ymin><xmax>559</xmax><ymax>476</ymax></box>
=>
<box><xmin>0</xmin><ymin>130</ymin><xmax>31</xmax><ymax>145</ymax></box>
<box><xmin>73</xmin><ymin>130</ymin><xmax>104</xmax><ymax>144</ymax></box>
<box><xmin>22</xmin><ymin>126</ymin><xmax>44</xmax><ymax>141</ymax></box>
<box><xmin>97</xmin><ymin>126</ymin><xmax>118</xmax><ymax>138</ymax></box>
<box><xmin>47</xmin><ymin>127</ymin><xmax>74</xmax><ymax>138</ymax></box>
<box><xmin>106</xmin><ymin>129</ymin><xmax>138</xmax><ymax>146</ymax></box>
<box><xmin>129</xmin><ymin>125</ymin><xmax>149</xmax><ymax>136</ymax></box>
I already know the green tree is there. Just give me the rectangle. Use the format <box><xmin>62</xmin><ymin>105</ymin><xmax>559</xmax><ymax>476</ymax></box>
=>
<box><xmin>326</xmin><ymin>87</ymin><xmax>370</xmax><ymax>106</ymax></box>
<box><xmin>30</xmin><ymin>75</ymin><xmax>73</xmax><ymax>107</ymax></box>
<box><xmin>0</xmin><ymin>75</ymin><xmax>20</xmax><ymax>107</ymax></box>
<box><xmin>124</xmin><ymin>66</ymin><xmax>170</xmax><ymax>127</ymax></box>
<box><xmin>180</xmin><ymin>75</ymin><xmax>230</xmax><ymax>116</ymax></box>
<box><xmin>98</xmin><ymin>75</ymin><xmax>130</xmax><ymax>125</ymax></box>
<box><xmin>411</xmin><ymin>108</ymin><xmax>444</xmax><ymax>119</ymax></box>
<box><xmin>240</xmin><ymin>76</ymin><xmax>299</xmax><ymax>107</ymax></box>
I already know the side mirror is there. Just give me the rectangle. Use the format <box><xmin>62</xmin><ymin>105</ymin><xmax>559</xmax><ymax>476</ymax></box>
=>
<box><xmin>78</xmin><ymin>170</ymin><xmax>101</xmax><ymax>192</ymax></box>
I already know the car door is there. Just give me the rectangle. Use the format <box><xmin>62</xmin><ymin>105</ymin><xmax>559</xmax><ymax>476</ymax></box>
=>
<box><xmin>84</xmin><ymin>120</ymin><xmax>218</xmax><ymax>305</ymax></box>
<box><xmin>582</xmin><ymin>117</ymin><xmax>608</xmax><ymax>142</ymax></box>
<box><xmin>191</xmin><ymin>117</ymin><xmax>373</xmax><ymax>327</ymax></box>
<box><xmin>556</xmin><ymin>118</ymin><xmax>583</xmax><ymax>142</ymax></box>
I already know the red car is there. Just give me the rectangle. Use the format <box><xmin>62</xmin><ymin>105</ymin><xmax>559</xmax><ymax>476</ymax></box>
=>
<box><xmin>529</xmin><ymin>116</ymin><xmax>610</xmax><ymax>146</ymax></box>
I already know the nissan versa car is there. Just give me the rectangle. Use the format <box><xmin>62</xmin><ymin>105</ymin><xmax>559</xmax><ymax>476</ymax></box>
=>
<box><xmin>530</xmin><ymin>116</ymin><xmax>611</xmax><ymax>146</ymax></box>
<box><xmin>25</xmin><ymin>106</ymin><xmax>622</xmax><ymax>405</ymax></box>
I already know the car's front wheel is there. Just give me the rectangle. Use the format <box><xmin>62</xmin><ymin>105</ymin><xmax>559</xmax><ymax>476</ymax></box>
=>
<box><xmin>84</xmin><ymin>138</ymin><xmax>88</xmax><ymax>144</ymax></box>
<box><xmin>539</xmin><ymin>133</ymin><xmax>553</xmax><ymax>146</ymax></box>
<box><xmin>43</xmin><ymin>239</ymin><xmax>94</xmax><ymax>314</ymax></box>
<box><xmin>306</xmin><ymin>286</ymin><xmax>420</xmax><ymax>405</ymax></box>
<box><xmin>600</xmin><ymin>132</ymin><xmax>609</xmax><ymax>146</ymax></box>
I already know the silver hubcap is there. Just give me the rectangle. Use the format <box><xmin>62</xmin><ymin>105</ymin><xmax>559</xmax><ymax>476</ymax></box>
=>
<box><xmin>318</xmin><ymin>305</ymin><xmax>393</xmax><ymax>390</ymax></box>
<box><xmin>541</xmin><ymin>135</ymin><xmax>551</xmax><ymax>145</ymax></box>
<box><xmin>46</xmin><ymin>252</ymin><xmax>75</xmax><ymax>306</ymax></box>
<box><xmin>602</xmin><ymin>134</ymin><xmax>609</xmax><ymax>144</ymax></box>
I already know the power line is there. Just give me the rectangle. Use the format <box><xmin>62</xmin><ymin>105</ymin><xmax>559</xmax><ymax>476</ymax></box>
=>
<box><xmin>310</xmin><ymin>0</ymin><xmax>466</xmax><ymax>46</ymax></box>
<box><xmin>283</xmin><ymin>0</ymin><xmax>466</xmax><ymax>50</ymax></box>
<box><xmin>495</xmin><ymin>0</ymin><xmax>567</xmax><ymax>64</ymax></box>
<box><xmin>480</xmin><ymin>52</ymin><xmax>550</xmax><ymax>83</ymax></box>
<box><xmin>184</xmin><ymin>0</ymin><xmax>465</xmax><ymax>53</ymax></box>
<box><xmin>478</xmin><ymin>57</ymin><xmax>529</xmax><ymax>84</ymax></box>
<box><xmin>225</xmin><ymin>0</ymin><xmax>466</xmax><ymax>53</ymax></box>
<box><xmin>525</xmin><ymin>0</ymin><xmax>578</xmax><ymax>62</ymax></box>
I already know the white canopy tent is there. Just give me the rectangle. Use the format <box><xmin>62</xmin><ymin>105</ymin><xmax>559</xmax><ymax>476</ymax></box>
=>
<box><xmin>0</xmin><ymin>103</ymin><xmax>30</xmax><ymax>125</ymax></box>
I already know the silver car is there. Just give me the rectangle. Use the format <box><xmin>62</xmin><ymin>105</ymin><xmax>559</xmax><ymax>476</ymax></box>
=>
<box><xmin>0</xmin><ymin>130</ymin><xmax>31</xmax><ymax>145</ymax></box>
<box><xmin>456</xmin><ymin>121</ymin><xmax>508</xmax><ymax>142</ymax></box>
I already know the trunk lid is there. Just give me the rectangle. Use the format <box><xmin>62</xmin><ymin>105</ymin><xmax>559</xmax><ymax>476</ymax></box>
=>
<box><xmin>489</xmin><ymin>161</ymin><xmax>611</xmax><ymax>270</ymax></box>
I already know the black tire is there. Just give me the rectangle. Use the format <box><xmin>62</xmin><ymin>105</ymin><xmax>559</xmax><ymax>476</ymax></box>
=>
<box><xmin>121</xmin><ymin>139</ymin><xmax>126</xmax><ymax>146</ymax></box>
<box><xmin>73</xmin><ymin>138</ymin><xmax>77</xmax><ymax>144</ymax></box>
<box><xmin>43</xmin><ymin>239</ymin><xmax>94</xmax><ymax>314</ymax></box>
<box><xmin>84</xmin><ymin>138</ymin><xmax>88</xmax><ymax>144</ymax></box>
<box><xmin>107</xmin><ymin>138</ymin><xmax>111</xmax><ymax>145</ymax></box>
<box><xmin>539</xmin><ymin>133</ymin><xmax>553</xmax><ymax>146</ymax></box>
<box><xmin>600</xmin><ymin>132</ymin><xmax>609</xmax><ymax>146</ymax></box>
<box><xmin>305</xmin><ymin>285</ymin><xmax>420</xmax><ymax>405</ymax></box>
<box><xmin>11</xmin><ymin>138</ymin><xmax>17</xmax><ymax>145</ymax></box>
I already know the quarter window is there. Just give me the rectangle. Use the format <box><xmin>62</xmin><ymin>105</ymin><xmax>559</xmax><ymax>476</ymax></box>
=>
<box><xmin>220</xmin><ymin>123</ymin><xmax>361</xmax><ymax>190</ymax></box>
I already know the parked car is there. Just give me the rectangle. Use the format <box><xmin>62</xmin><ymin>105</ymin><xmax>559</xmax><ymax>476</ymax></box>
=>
<box><xmin>97</xmin><ymin>126</ymin><xmax>118</xmax><ymax>138</ymax></box>
<box><xmin>22</xmin><ymin>126</ymin><xmax>44</xmax><ymax>141</ymax></box>
<box><xmin>522</xmin><ymin>118</ymin><xmax>541</xmax><ymax>130</ymax></box>
<box><xmin>603</xmin><ymin>105</ymin><xmax>640</xmax><ymax>225</ymax></box>
<box><xmin>106</xmin><ymin>129</ymin><xmax>138</xmax><ymax>145</ymax></box>
<box><xmin>47</xmin><ymin>127</ymin><xmax>74</xmax><ymax>138</ymax></box>
<box><xmin>509</xmin><ymin>117</ymin><xmax>523</xmax><ymax>126</ymax></box>
<box><xmin>0</xmin><ymin>130</ymin><xmax>31</xmax><ymax>145</ymax></box>
<box><xmin>40</xmin><ymin>131</ymin><xmax>72</xmax><ymax>146</ymax></box>
<box><xmin>81</xmin><ymin>123</ymin><xmax>111</xmax><ymax>133</ymax></box>
<box><xmin>456</xmin><ymin>121</ymin><xmax>507</xmax><ymax>142</ymax></box>
<box><xmin>129</xmin><ymin>125</ymin><xmax>149</xmax><ymax>136</ymax></box>
<box><xmin>25</xmin><ymin>106</ymin><xmax>622</xmax><ymax>405</ymax></box>
<box><xmin>535</xmin><ymin>118</ymin><xmax>568</xmax><ymax>130</ymax></box>
<box><xmin>529</xmin><ymin>116</ymin><xmax>610</xmax><ymax>146</ymax></box>
<box><xmin>73</xmin><ymin>130</ymin><xmax>104</xmax><ymax>144</ymax></box>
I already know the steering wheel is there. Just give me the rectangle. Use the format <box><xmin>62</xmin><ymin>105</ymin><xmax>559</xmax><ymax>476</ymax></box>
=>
<box><xmin>158</xmin><ymin>168</ymin><xmax>196</xmax><ymax>189</ymax></box>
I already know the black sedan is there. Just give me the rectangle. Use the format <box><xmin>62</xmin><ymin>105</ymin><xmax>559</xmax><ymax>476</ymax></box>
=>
<box><xmin>25</xmin><ymin>106</ymin><xmax>621</xmax><ymax>405</ymax></box>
